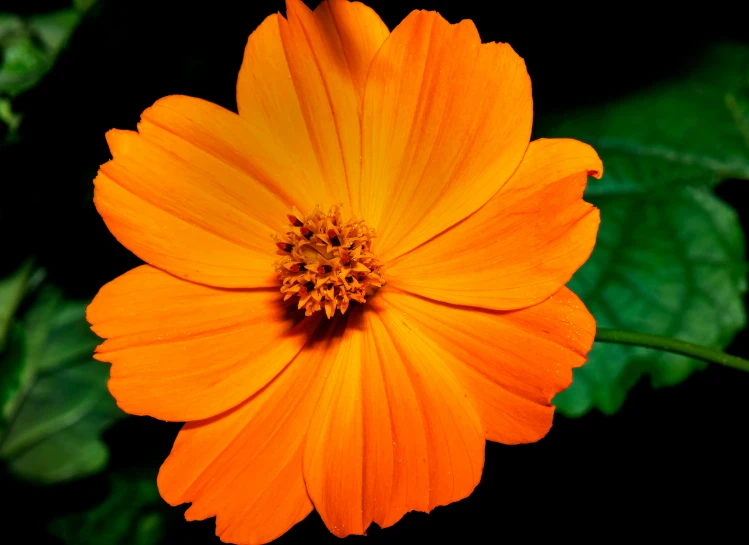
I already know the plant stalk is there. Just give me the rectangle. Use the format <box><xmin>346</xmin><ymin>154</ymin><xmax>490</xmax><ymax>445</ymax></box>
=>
<box><xmin>595</xmin><ymin>327</ymin><xmax>749</xmax><ymax>373</ymax></box>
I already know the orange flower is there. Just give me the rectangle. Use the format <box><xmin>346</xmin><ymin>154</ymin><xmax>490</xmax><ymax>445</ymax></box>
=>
<box><xmin>87</xmin><ymin>1</ymin><xmax>602</xmax><ymax>543</ymax></box>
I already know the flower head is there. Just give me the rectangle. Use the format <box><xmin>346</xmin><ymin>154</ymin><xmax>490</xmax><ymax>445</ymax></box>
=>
<box><xmin>87</xmin><ymin>1</ymin><xmax>602</xmax><ymax>543</ymax></box>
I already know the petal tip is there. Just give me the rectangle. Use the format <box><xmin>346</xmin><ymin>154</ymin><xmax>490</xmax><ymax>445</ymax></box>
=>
<box><xmin>285</xmin><ymin>0</ymin><xmax>310</xmax><ymax>17</ymax></box>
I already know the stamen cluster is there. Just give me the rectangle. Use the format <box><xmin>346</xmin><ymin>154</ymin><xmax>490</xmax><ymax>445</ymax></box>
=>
<box><xmin>273</xmin><ymin>205</ymin><xmax>383</xmax><ymax>318</ymax></box>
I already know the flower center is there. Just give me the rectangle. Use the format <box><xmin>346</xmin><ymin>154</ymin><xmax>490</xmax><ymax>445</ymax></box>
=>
<box><xmin>273</xmin><ymin>205</ymin><xmax>383</xmax><ymax>318</ymax></box>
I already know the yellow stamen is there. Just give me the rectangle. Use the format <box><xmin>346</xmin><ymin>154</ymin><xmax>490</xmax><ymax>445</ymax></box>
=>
<box><xmin>273</xmin><ymin>205</ymin><xmax>383</xmax><ymax>318</ymax></box>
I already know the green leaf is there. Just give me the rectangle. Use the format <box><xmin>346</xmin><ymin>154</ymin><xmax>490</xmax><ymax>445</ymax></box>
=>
<box><xmin>49</xmin><ymin>472</ymin><xmax>165</xmax><ymax>545</ymax></box>
<box><xmin>0</xmin><ymin>260</ymin><xmax>32</xmax><ymax>350</ymax></box>
<box><xmin>0</xmin><ymin>286</ymin><xmax>125</xmax><ymax>483</ymax></box>
<box><xmin>0</xmin><ymin>15</ymin><xmax>49</xmax><ymax>97</ymax></box>
<box><xmin>73</xmin><ymin>0</ymin><xmax>101</xmax><ymax>13</ymax></box>
<box><xmin>0</xmin><ymin>97</ymin><xmax>21</xmax><ymax>135</ymax></box>
<box><xmin>0</xmin><ymin>323</ymin><xmax>26</xmax><ymax>436</ymax></box>
<box><xmin>27</xmin><ymin>10</ymin><xmax>81</xmax><ymax>52</ymax></box>
<box><xmin>0</xmin><ymin>262</ymin><xmax>43</xmax><ymax>426</ymax></box>
<box><xmin>557</xmin><ymin>186</ymin><xmax>747</xmax><ymax>415</ymax></box>
<box><xmin>0</xmin><ymin>8</ymin><xmax>82</xmax><ymax>136</ymax></box>
<box><xmin>546</xmin><ymin>43</ymin><xmax>749</xmax><ymax>416</ymax></box>
<box><xmin>546</xmin><ymin>43</ymin><xmax>749</xmax><ymax>193</ymax></box>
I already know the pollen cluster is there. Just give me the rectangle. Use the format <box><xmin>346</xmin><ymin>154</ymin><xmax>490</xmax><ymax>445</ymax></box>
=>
<box><xmin>273</xmin><ymin>205</ymin><xmax>383</xmax><ymax>318</ymax></box>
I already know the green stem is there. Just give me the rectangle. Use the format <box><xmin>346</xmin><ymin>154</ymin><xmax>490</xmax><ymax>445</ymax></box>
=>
<box><xmin>595</xmin><ymin>328</ymin><xmax>749</xmax><ymax>373</ymax></box>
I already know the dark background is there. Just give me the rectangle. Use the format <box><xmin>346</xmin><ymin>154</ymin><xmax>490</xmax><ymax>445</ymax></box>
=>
<box><xmin>3</xmin><ymin>0</ymin><xmax>748</xmax><ymax>541</ymax></box>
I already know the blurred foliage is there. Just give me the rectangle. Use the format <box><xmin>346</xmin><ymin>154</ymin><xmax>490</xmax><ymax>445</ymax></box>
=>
<box><xmin>0</xmin><ymin>3</ymin><xmax>92</xmax><ymax>138</ymax></box>
<box><xmin>0</xmin><ymin>260</ymin><xmax>34</xmax><ymax>350</ymax></box>
<box><xmin>49</xmin><ymin>471</ymin><xmax>165</xmax><ymax>545</ymax></box>
<box><xmin>0</xmin><ymin>263</ymin><xmax>125</xmax><ymax>484</ymax></box>
<box><xmin>549</xmin><ymin>43</ymin><xmax>749</xmax><ymax>415</ymax></box>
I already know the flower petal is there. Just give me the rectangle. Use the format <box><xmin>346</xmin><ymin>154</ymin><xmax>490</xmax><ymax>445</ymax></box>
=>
<box><xmin>87</xmin><ymin>265</ymin><xmax>320</xmax><ymax>421</ymax></box>
<box><xmin>387</xmin><ymin>139</ymin><xmax>603</xmax><ymax>310</ymax></box>
<box><xmin>378</xmin><ymin>286</ymin><xmax>595</xmax><ymax>444</ymax></box>
<box><xmin>303</xmin><ymin>306</ymin><xmax>485</xmax><ymax>536</ymax></box>
<box><xmin>139</xmin><ymin>95</ymin><xmax>309</xmax><ymax>217</ymax></box>
<box><xmin>325</xmin><ymin>0</ymin><xmax>390</xmax><ymax>103</ymax></box>
<box><xmin>157</xmin><ymin>327</ymin><xmax>341</xmax><ymax>545</ymax></box>
<box><xmin>236</xmin><ymin>13</ymin><xmax>332</xmax><ymax>208</ymax></box>
<box><xmin>276</xmin><ymin>0</ymin><xmax>390</xmax><ymax>210</ymax></box>
<box><xmin>96</xmin><ymin>100</ymin><xmax>296</xmax><ymax>287</ymax></box>
<box><xmin>358</xmin><ymin>10</ymin><xmax>533</xmax><ymax>261</ymax></box>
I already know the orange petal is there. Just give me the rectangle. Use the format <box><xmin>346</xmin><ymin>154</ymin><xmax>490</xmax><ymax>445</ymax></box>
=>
<box><xmin>303</xmin><ymin>306</ymin><xmax>484</xmax><ymax>536</ymax></box>
<box><xmin>138</xmin><ymin>95</ymin><xmax>306</xmax><ymax>215</ymax></box>
<box><xmin>236</xmin><ymin>14</ymin><xmax>332</xmax><ymax>208</ymax></box>
<box><xmin>358</xmin><ymin>10</ymin><xmax>533</xmax><ymax>261</ymax></box>
<box><xmin>378</xmin><ymin>287</ymin><xmax>595</xmax><ymax>444</ymax></box>
<box><xmin>87</xmin><ymin>265</ymin><xmax>320</xmax><ymax>421</ymax></box>
<box><xmin>157</xmin><ymin>325</ymin><xmax>342</xmax><ymax>545</ymax></box>
<box><xmin>387</xmin><ymin>138</ymin><xmax>603</xmax><ymax>310</ymax></box>
<box><xmin>96</xmin><ymin>99</ymin><xmax>295</xmax><ymax>288</ymax></box>
<box><xmin>325</xmin><ymin>0</ymin><xmax>390</xmax><ymax>103</ymax></box>
<box><xmin>274</xmin><ymin>0</ymin><xmax>389</xmax><ymax>210</ymax></box>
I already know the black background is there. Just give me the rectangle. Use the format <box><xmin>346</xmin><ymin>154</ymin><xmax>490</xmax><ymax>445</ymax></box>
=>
<box><xmin>3</xmin><ymin>0</ymin><xmax>748</xmax><ymax>542</ymax></box>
